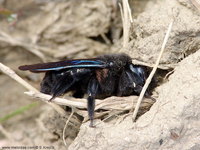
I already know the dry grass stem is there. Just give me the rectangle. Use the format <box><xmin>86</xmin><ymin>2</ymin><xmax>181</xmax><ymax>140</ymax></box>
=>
<box><xmin>0</xmin><ymin>31</ymin><xmax>46</xmax><ymax>61</ymax></box>
<box><xmin>0</xmin><ymin>30</ymin><xmax>57</xmax><ymax>61</ymax></box>
<box><xmin>190</xmin><ymin>0</ymin><xmax>200</xmax><ymax>11</ymax></box>
<box><xmin>95</xmin><ymin>110</ymin><xmax>124</xmax><ymax>126</ymax></box>
<box><xmin>0</xmin><ymin>124</ymin><xmax>14</xmax><ymax>141</ymax></box>
<box><xmin>119</xmin><ymin>3</ymin><xmax>124</xmax><ymax>25</ymax></box>
<box><xmin>100</xmin><ymin>33</ymin><xmax>111</xmax><ymax>44</ymax></box>
<box><xmin>131</xmin><ymin>21</ymin><xmax>174</xmax><ymax>121</ymax></box>
<box><xmin>131</xmin><ymin>59</ymin><xmax>177</xmax><ymax>70</ymax></box>
<box><xmin>0</xmin><ymin>63</ymin><xmax>38</xmax><ymax>92</ymax></box>
<box><xmin>25</xmin><ymin>91</ymin><xmax>86</xmax><ymax>108</ymax></box>
<box><xmin>125</xmin><ymin>0</ymin><xmax>133</xmax><ymax>23</ymax></box>
<box><xmin>0</xmin><ymin>63</ymin><xmax>66</xmax><ymax>116</ymax></box>
<box><xmin>25</xmin><ymin>91</ymin><xmax>154</xmax><ymax>112</ymax></box>
<box><xmin>119</xmin><ymin>0</ymin><xmax>132</xmax><ymax>49</ymax></box>
<box><xmin>63</xmin><ymin>108</ymin><xmax>74</xmax><ymax>147</ymax></box>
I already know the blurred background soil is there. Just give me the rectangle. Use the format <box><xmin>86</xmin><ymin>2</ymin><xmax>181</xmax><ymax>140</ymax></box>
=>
<box><xmin>0</xmin><ymin>0</ymin><xmax>200</xmax><ymax>149</ymax></box>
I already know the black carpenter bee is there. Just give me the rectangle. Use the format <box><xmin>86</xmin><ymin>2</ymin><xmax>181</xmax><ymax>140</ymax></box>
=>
<box><xmin>19</xmin><ymin>53</ymin><xmax>149</xmax><ymax>127</ymax></box>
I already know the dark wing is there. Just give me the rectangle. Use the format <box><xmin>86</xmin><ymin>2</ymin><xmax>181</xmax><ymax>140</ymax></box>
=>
<box><xmin>19</xmin><ymin>58</ymin><xmax>110</xmax><ymax>72</ymax></box>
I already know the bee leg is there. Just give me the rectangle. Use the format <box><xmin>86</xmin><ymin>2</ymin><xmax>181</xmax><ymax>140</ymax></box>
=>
<box><xmin>87</xmin><ymin>96</ymin><xmax>95</xmax><ymax>127</ymax></box>
<box><xmin>50</xmin><ymin>74</ymin><xmax>75</xmax><ymax>101</ymax></box>
<box><xmin>87</xmin><ymin>78</ymin><xmax>99</xmax><ymax>127</ymax></box>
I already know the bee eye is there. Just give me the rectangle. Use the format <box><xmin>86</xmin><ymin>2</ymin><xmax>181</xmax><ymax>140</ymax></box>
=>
<box><xmin>109</xmin><ymin>62</ymin><xmax>114</xmax><ymax>66</ymax></box>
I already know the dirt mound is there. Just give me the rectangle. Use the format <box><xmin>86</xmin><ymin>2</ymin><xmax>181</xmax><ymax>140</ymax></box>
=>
<box><xmin>69</xmin><ymin>47</ymin><xmax>200</xmax><ymax>150</ymax></box>
<box><xmin>68</xmin><ymin>0</ymin><xmax>200</xmax><ymax>149</ymax></box>
<box><xmin>126</xmin><ymin>0</ymin><xmax>200</xmax><ymax>69</ymax></box>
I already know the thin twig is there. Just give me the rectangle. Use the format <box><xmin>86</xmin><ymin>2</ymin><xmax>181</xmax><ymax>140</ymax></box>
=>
<box><xmin>119</xmin><ymin>0</ymin><xmax>132</xmax><ymax>49</ymax></box>
<box><xmin>100</xmin><ymin>33</ymin><xmax>111</xmax><ymax>45</ymax></box>
<box><xmin>25</xmin><ymin>91</ymin><xmax>86</xmax><ymax>108</ymax></box>
<box><xmin>131</xmin><ymin>21</ymin><xmax>174</xmax><ymax>121</ymax></box>
<box><xmin>0</xmin><ymin>30</ymin><xmax>59</xmax><ymax>60</ymax></box>
<box><xmin>0</xmin><ymin>124</ymin><xmax>14</xmax><ymax>141</ymax></box>
<box><xmin>119</xmin><ymin>3</ymin><xmax>124</xmax><ymax>25</ymax></box>
<box><xmin>122</xmin><ymin>0</ymin><xmax>131</xmax><ymax>48</ymax></box>
<box><xmin>95</xmin><ymin>110</ymin><xmax>123</xmax><ymax>127</ymax></box>
<box><xmin>131</xmin><ymin>59</ymin><xmax>177</xmax><ymax>70</ymax></box>
<box><xmin>125</xmin><ymin>0</ymin><xmax>133</xmax><ymax>23</ymax></box>
<box><xmin>0</xmin><ymin>63</ymin><xmax>66</xmax><ymax>116</ymax></box>
<box><xmin>25</xmin><ymin>91</ymin><xmax>154</xmax><ymax>112</ymax></box>
<box><xmin>63</xmin><ymin>108</ymin><xmax>74</xmax><ymax>147</ymax></box>
<box><xmin>0</xmin><ymin>30</ymin><xmax>46</xmax><ymax>61</ymax></box>
<box><xmin>190</xmin><ymin>0</ymin><xmax>200</xmax><ymax>12</ymax></box>
<box><xmin>0</xmin><ymin>63</ymin><xmax>37</xmax><ymax>92</ymax></box>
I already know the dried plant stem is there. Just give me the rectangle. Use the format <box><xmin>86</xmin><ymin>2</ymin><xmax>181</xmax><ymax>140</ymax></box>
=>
<box><xmin>190</xmin><ymin>0</ymin><xmax>200</xmax><ymax>11</ymax></box>
<box><xmin>0</xmin><ymin>124</ymin><xmax>14</xmax><ymax>141</ymax></box>
<box><xmin>131</xmin><ymin>59</ymin><xmax>177</xmax><ymax>70</ymax></box>
<box><xmin>0</xmin><ymin>63</ymin><xmax>37</xmax><ymax>92</ymax></box>
<box><xmin>25</xmin><ymin>91</ymin><xmax>154</xmax><ymax>112</ymax></box>
<box><xmin>131</xmin><ymin>21</ymin><xmax>174</xmax><ymax>121</ymax></box>
<box><xmin>0</xmin><ymin>63</ymin><xmax>66</xmax><ymax>116</ymax></box>
<box><xmin>25</xmin><ymin>91</ymin><xmax>86</xmax><ymax>108</ymax></box>
<box><xmin>100</xmin><ymin>33</ymin><xmax>111</xmax><ymax>45</ymax></box>
<box><xmin>63</xmin><ymin>108</ymin><xmax>74</xmax><ymax>147</ymax></box>
<box><xmin>0</xmin><ymin>31</ymin><xmax>46</xmax><ymax>61</ymax></box>
<box><xmin>119</xmin><ymin>0</ymin><xmax>133</xmax><ymax>49</ymax></box>
<box><xmin>126</xmin><ymin>0</ymin><xmax>133</xmax><ymax>23</ymax></box>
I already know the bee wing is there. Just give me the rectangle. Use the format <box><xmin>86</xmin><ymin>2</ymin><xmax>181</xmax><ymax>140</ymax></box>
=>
<box><xmin>19</xmin><ymin>59</ymin><xmax>109</xmax><ymax>72</ymax></box>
